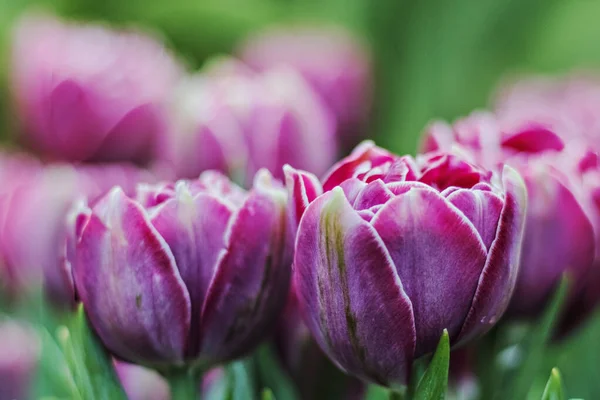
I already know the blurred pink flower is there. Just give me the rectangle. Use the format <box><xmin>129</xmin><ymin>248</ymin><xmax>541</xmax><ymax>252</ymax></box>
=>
<box><xmin>160</xmin><ymin>58</ymin><xmax>337</xmax><ymax>185</ymax></box>
<box><xmin>239</xmin><ymin>26</ymin><xmax>372</xmax><ymax>151</ymax></box>
<box><xmin>11</xmin><ymin>13</ymin><xmax>182</xmax><ymax>164</ymax></box>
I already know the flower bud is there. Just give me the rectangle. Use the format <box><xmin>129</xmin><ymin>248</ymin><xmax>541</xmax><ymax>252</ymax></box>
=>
<box><xmin>11</xmin><ymin>13</ymin><xmax>181</xmax><ymax>163</ymax></box>
<box><xmin>239</xmin><ymin>26</ymin><xmax>372</xmax><ymax>151</ymax></box>
<box><xmin>72</xmin><ymin>170</ymin><xmax>292</xmax><ymax>368</ymax></box>
<box><xmin>287</xmin><ymin>142</ymin><xmax>526</xmax><ymax>385</ymax></box>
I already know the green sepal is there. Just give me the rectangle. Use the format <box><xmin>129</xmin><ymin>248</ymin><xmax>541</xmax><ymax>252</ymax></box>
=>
<box><xmin>542</xmin><ymin>368</ymin><xmax>565</xmax><ymax>400</ymax></box>
<box><xmin>413</xmin><ymin>329</ymin><xmax>450</xmax><ymax>400</ymax></box>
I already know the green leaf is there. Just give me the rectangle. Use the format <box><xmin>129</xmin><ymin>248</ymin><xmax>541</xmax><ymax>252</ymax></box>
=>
<box><xmin>225</xmin><ymin>359</ymin><xmax>257</xmax><ymax>400</ymax></box>
<box><xmin>261</xmin><ymin>388</ymin><xmax>275</xmax><ymax>400</ymax></box>
<box><xmin>542</xmin><ymin>368</ymin><xmax>565</xmax><ymax>400</ymax></box>
<box><xmin>254</xmin><ymin>344</ymin><xmax>300</xmax><ymax>400</ymax></box>
<box><xmin>58</xmin><ymin>305</ymin><xmax>127</xmax><ymax>400</ymax></box>
<box><xmin>365</xmin><ymin>385</ymin><xmax>389</xmax><ymax>400</ymax></box>
<box><xmin>413</xmin><ymin>329</ymin><xmax>450</xmax><ymax>400</ymax></box>
<box><xmin>509</xmin><ymin>276</ymin><xmax>569</xmax><ymax>399</ymax></box>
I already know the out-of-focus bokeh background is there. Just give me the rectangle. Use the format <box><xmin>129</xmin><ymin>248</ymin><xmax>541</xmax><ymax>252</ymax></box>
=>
<box><xmin>1</xmin><ymin>0</ymin><xmax>600</xmax><ymax>398</ymax></box>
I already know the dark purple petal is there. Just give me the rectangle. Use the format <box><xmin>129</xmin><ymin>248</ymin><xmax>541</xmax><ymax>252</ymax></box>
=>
<box><xmin>149</xmin><ymin>184</ymin><xmax>233</xmax><ymax>356</ymax></box>
<box><xmin>458</xmin><ymin>166</ymin><xmax>527</xmax><ymax>343</ymax></box>
<box><xmin>199</xmin><ymin>179</ymin><xmax>291</xmax><ymax>363</ymax></box>
<box><xmin>295</xmin><ymin>188</ymin><xmax>416</xmax><ymax>385</ymax></box>
<box><xmin>371</xmin><ymin>187</ymin><xmax>487</xmax><ymax>356</ymax></box>
<box><xmin>73</xmin><ymin>188</ymin><xmax>191</xmax><ymax>365</ymax></box>
<box><xmin>447</xmin><ymin>189</ymin><xmax>504</xmax><ymax>250</ymax></box>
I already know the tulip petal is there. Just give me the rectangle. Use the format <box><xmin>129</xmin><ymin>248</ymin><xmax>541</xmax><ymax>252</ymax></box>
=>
<box><xmin>322</xmin><ymin>141</ymin><xmax>394</xmax><ymax>191</ymax></box>
<box><xmin>284</xmin><ymin>165</ymin><xmax>323</xmax><ymax>227</ymax></box>
<box><xmin>458</xmin><ymin>166</ymin><xmax>528</xmax><ymax>343</ymax></box>
<box><xmin>447</xmin><ymin>189</ymin><xmax>504</xmax><ymax>250</ymax></box>
<box><xmin>507</xmin><ymin>169</ymin><xmax>594</xmax><ymax>317</ymax></box>
<box><xmin>295</xmin><ymin>188</ymin><xmax>416</xmax><ymax>385</ymax></box>
<box><xmin>353</xmin><ymin>179</ymin><xmax>394</xmax><ymax>210</ymax></box>
<box><xmin>149</xmin><ymin>186</ymin><xmax>233</xmax><ymax>356</ymax></box>
<box><xmin>371</xmin><ymin>187</ymin><xmax>487</xmax><ymax>356</ymax></box>
<box><xmin>73</xmin><ymin>188</ymin><xmax>191</xmax><ymax>365</ymax></box>
<box><xmin>199</xmin><ymin>189</ymin><xmax>291</xmax><ymax>363</ymax></box>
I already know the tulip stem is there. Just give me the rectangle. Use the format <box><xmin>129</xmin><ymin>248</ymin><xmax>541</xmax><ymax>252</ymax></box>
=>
<box><xmin>166</xmin><ymin>368</ymin><xmax>201</xmax><ymax>400</ymax></box>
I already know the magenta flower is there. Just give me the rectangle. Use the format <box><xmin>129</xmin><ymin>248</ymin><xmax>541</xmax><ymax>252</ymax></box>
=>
<box><xmin>286</xmin><ymin>142</ymin><xmax>526</xmax><ymax>385</ymax></box>
<box><xmin>423</xmin><ymin>113</ymin><xmax>597</xmax><ymax>321</ymax></box>
<box><xmin>239</xmin><ymin>26</ymin><xmax>372</xmax><ymax>150</ymax></box>
<box><xmin>0</xmin><ymin>157</ymin><xmax>153</xmax><ymax>306</ymax></box>
<box><xmin>11</xmin><ymin>14</ymin><xmax>182</xmax><ymax>163</ymax></box>
<box><xmin>160</xmin><ymin>58</ymin><xmax>337</xmax><ymax>184</ymax></box>
<box><xmin>72</xmin><ymin>170</ymin><xmax>292</xmax><ymax>368</ymax></box>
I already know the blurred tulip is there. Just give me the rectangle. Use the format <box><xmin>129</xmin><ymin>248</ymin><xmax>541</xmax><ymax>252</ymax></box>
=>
<box><xmin>11</xmin><ymin>13</ymin><xmax>182</xmax><ymax>163</ymax></box>
<box><xmin>0</xmin><ymin>156</ymin><xmax>153</xmax><ymax>306</ymax></box>
<box><xmin>286</xmin><ymin>142</ymin><xmax>526</xmax><ymax>385</ymax></box>
<box><xmin>0</xmin><ymin>320</ymin><xmax>39</xmax><ymax>400</ymax></box>
<box><xmin>160</xmin><ymin>58</ymin><xmax>337</xmax><ymax>185</ymax></box>
<box><xmin>493</xmin><ymin>73</ymin><xmax>600</xmax><ymax>149</ymax></box>
<box><xmin>239</xmin><ymin>26</ymin><xmax>372</xmax><ymax>151</ymax></box>
<box><xmin>422</xmin><ymin>112</ymin><xmax>597</xmax><ymax>322</ymax></box>
<box><xmin>72</xmin><ymin>170</ymin><xmax>292</xmax><ymax>369</ymax></box>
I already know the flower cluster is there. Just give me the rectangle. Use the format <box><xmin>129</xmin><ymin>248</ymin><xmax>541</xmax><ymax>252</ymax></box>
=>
<box><xmin>3</xmin><ymin>9</ymin><xmax>600</xmax><ymax>400</ymax></box>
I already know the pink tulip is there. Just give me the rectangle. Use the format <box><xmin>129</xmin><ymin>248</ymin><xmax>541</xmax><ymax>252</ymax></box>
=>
<box><xmin>239</xmin><ymin>26</ymin><xmax>372</xmax><ymax>151</ymax></box>
<box><xmin>11</xmin><ymin>14</ymin><xmax>182</xmax><ymax>163</ymax></box>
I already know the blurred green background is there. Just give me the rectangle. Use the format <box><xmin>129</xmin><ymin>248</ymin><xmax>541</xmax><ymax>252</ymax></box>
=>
<box><xmin>1</xmin><ymin>0</ymin><xmax>600</xmax><ymax>398</ymax></box>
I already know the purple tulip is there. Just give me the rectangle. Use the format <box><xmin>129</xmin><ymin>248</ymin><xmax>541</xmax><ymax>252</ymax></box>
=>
<box><xmin>11</xmin><ymin>13</ymin><xmax>182</xmax><ymax>163</ymax></box>
<box><xmin>72</xmin><ymin>169</ymin><xmax>292</xmax><ymax>368</ymax></box>
<box><xmin>422</xmin><ymin>113</ymin><xmax>598</xmax><ymax>322</ymax></box>
<box><xmin>0</xmin><ymin>320</ymin><xmax>39</xmax><ymax>400</ymax></box>
<box><xmin>160</xmin><ymin>58</ymin><xmax>337</xmax><ymax>185</ymax></box>
<box><xmin>286</xmin><ymin>142</ymin><xmax>527</xmax><ymax>385</ymax></box>
<box><xmin>238</xmin><ymin>26</ymin><xmax>372</xmax><ymax>151</ymax></box>
<box><xmin>0</xmin><ymin>157</ymin><xmax>153</xmax><ymax>306</ymax></box>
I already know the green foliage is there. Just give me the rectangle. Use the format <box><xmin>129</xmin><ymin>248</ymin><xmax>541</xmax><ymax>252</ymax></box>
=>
<box><xmin>541</xmin><ymin>368</ymin><xmax>565</xmax><ymax>400</ymax></box>
<box><xmin>414</xmin><ymin>329</ymin><xmax>450</xmax><ymax>400</ymax></box>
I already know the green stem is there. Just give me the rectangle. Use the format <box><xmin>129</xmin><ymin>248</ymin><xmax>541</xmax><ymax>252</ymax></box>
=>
<box><xmin>389</xmin><ymin>389</ymin><xmax>404</xmax><ymax>400</ymax></box>
<box><xmin>166</xmin><ymin>369</ymin><xmax>201</xmax><ymax>400</ymax></box>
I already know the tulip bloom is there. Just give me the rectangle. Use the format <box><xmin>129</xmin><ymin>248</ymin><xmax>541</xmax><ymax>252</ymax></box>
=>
<box><xmin>423</xmin><ymin>113</ymin><xmax>597</xmax><ymax>320</ymax></box>
<box><xmin>239</xmin><ymin>26</ymin><xmax>372</xmax><ymax>150</ymax></box>
<box><xmin>286</xmin><ymin>142</ymin><xmax>527</xmax><ymax>385</ymax></box>
<box><xmin>11</xmin><ymin>14</ymin><xmax>181</xmax><ymax>163</ymax></box>
<box><xmin>161</xmin><ymin>59</ymin><xmax>337</xmax><ymax>185</ymax></box>
<box><xmin>72</xmin><ymin>170</ymin><xmax>292</xmax><ymax>368</ymax></box>
<box><xmin>0</xmin><ymin>158</ymin><xmax>152</xmax><ymax>306</ymax></box>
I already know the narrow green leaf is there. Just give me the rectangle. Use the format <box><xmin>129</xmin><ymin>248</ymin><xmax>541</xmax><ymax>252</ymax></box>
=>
<box><xmin>254</xmin><ymin>344</ymin><xmax>300</xmax><ymax>400</ymax></box>
<box><xmin>509</xmin><ymin>276</ymin><xmax>569</xmax><ymax>399</ymax></box>
<box><xmin>542</xmin><ymin>368</ymin><xmax>565</xmax><ymax>400</ymax></box>
<box><xmin>413</xmin><ymin>329</ymin><xmax>450</xmax><ymax>400</ymax></box>
<box><xmin>59</xmin><ymin>305</ymin><xmax>127</xmax><ymax>400</ymax></box>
